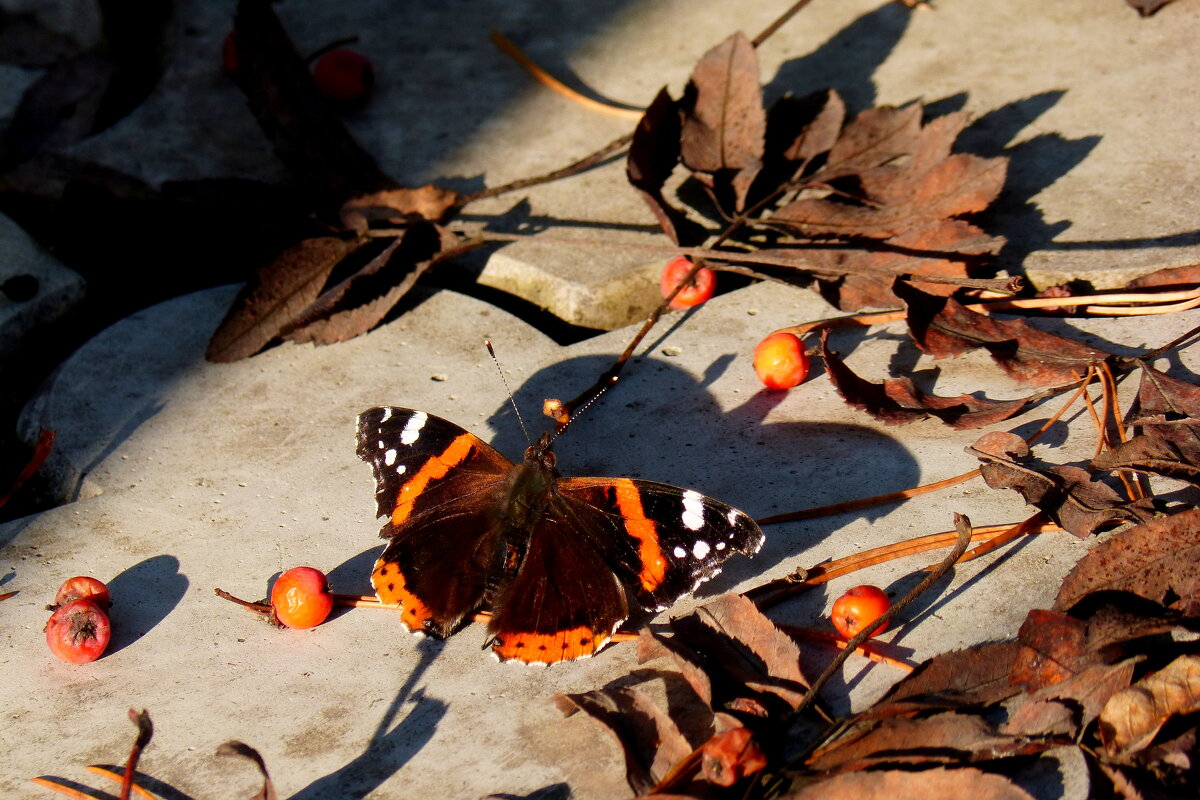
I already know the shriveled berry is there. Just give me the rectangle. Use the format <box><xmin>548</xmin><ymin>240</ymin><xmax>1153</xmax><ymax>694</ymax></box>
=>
<box><xmin>753</xmin><ymin>332</ymin><xmax>809</xmax><ymax>389</ymax></box>
<box><xmin>52</xmin><ymin>576</ymin><xmax>110</xmax><ymax>611</ymax></box>
<box><xmin>831</xmin><ymin>585</ymin><xmax>891</xmax><ymax>639</ymax></box>
<box><xmin>312</xmin><ymin>49</ymin><xmax>375</xmax><ymax>108</ymax></box>
<box><xmin>46</xmin><ymin>599</ymin><xmax>111</xmax><ymax>663</ymax></box>
<box><xmin>701</xmin><ymin>727</ymin><xmax>768</xmax><ymax>786</ymax></box>
<box><xmin>271</xmin><ymin>567</ymin><xmax>334</xmax><ymax>629</ymax></box>
<box><xmin>659</xmin><ymin>256</ymin><xmax>716</xmax><ymax>309</ymax></box>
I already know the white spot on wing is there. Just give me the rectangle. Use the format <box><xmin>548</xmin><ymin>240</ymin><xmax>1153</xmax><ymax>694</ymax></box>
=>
<box><xmin>692</xmin><ymin>540</ymin><xmax>711</xmax><ymax>560</ymax></box>
<box><xmin>727</xmin><ymin>509</ymin><xmax>740</xmax><ymax>526</ymax></box>
<box><xmin>673</xmin><ymin>545</ymin><xmax>687</xmax><ymax>559</ymax></box>
<box><xmin>380</xmin><ymin>408</ymin><xmax>392</xmax><ymax>422</ymax></box>
<box><xmin>384</xmin><ymin>449</ymin><xmax>397</xmax><ymax>466</ymax></box>
<box><xmin>682</xmin><ymin>490</ymin><xmax>705</xmax><ymax>531</ymax></box>
<box><xmin>716</xmin><ymin>541</ymin><xmax>727</xmax><ymax>550</ymax></box>
<box><xmin>400</xmin><ymin>411</ymin><xmax>427</xmax><ymax>445</ymax></box>
<box><xmin>395</xmin><ymin>465</ymin><xmax>406</xmax><ymax>476</ymax></box>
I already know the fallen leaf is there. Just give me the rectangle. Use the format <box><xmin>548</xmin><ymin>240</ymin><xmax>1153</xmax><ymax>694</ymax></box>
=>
<box><xmin>1100</xmin><ymin>655</ymin><xmax>1200</xmax><ymax>759</ymax></box>
<box><xmin>1093</xmin><ymin>434</ymin><xmax>1200</xmax><ymax>485</ymax></box>
<box><xmin>554</xmin><ymin>686</ymin><xmax>694</xmax><ymax>795</ymax></box>
<box><xmin>899</xmin><ymin>281</ymin><xmax>1112</xmax><ymax>386</ymax></box>
<box><xmin>626</xmin><ymin>88</ymin><xmax>708</xmax><ymax>246</ymax></box>
<box><xmin>1009</xmin><ymin>609</ymin><xmax>1104</xmax><ymax>692</ymax></box>
<box><xmin>878</xmin><ymin>641</ymin><xmax>1024</xmax><ymax>711</ymax></box>
<box><xmin>1125</xmin><ymin>263</ymin><xmax>1200</xmax><ymax>288</ymax></box>
<box><xmin>206</xmin><ymin>236</ymin><xmax>358</xmax><ymax>362</ymax></box>
<box><xmin>340</xmin><ymin>185</ymin><xmax>462</xmax><ymax>232</ymax></box>
<box><xmin>1054</xmin><ymin>509</ymin><xmax>1200</xmax><ymax>613</ymax></box>
<box><xmin>789</xmin><ymin>766</ymin><xmax>1038</xmax><ymax>800</ymax></box>
<box><xmin>1003</xmin><ymin>659</ymin><xmax>1140</xmax><ymax>736</ymax></box>
<box><xmin>217</xmin><ymin>741</ymin><xmax>278</xmax><ymax>800</ymax></box>
<box><xmin>766</xmin><ymin>89</ymin><xmax>846</xmax><ymax>168</ymax></box>
<box><xmin>679</xmin><ymin>32</ymin><xmax>765</xmax><ymax>211</ymax></box>
<box><xmin>1125</xmin><ymin>365</ymin><xmax>1200</xmax><ymax>449</ymax></box>
<box><xmin>822</xmin><ymin>330</ymin><xmax>1061</xmax><ymax>428</ymax></box>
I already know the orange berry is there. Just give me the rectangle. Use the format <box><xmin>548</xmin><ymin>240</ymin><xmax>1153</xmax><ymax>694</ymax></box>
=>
<box><xmin>312</xmin><ymin>49</ymin><xmax>374</xmax><ymax>108</ymax></box>
<box><xmin>659</xmin><ymin>256</ymin><xmax>716</xmax><ymax>309</ymax></box>
<box><xmin>271</xmin><ymin>567</ymin><xmax>334</xmax><ymax>629</ymax></box>
<box><xmin>831</xmin><ymin>585</ymin><xmax>891</xmax><ymax>639</ymax></box>
<box><xmin>753</xmin><ymin>332</ymin><xmax>809</xmax><ymax>389</ymax></box>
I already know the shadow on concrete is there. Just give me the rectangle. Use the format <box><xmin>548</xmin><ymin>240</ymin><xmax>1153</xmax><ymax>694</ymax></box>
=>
<box><xmin>289</xmin><ymin>636</ymin><xmax>447</xmax><ymax>800</ymax></box>
<box><xmin>106</xmin><ymin>553</ymin><xmax>188</xmax><ymax>654</ymax></box>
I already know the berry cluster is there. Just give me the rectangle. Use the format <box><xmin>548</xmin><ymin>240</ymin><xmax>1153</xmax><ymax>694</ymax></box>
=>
<box><xmin>45</xmin><ymin>576</ymin><xmax>111</xmax><ymax>664</ymax></box>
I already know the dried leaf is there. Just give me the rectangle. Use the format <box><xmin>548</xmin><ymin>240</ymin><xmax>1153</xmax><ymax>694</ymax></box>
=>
<box><xmin>679</xmin><ymin>32</ymin><xmax>765</xmax><ymax>210</ymax></box>
<box><xmin>340</xmin><ymin>185</ymin><xmax>461</xmax><ymax>232</ymax></box>
<box><xmin>1054</xmin><ymin>509</ymin><xmax>1200</xmax><ymax>614</ymax></box>
<box><xmin>1100</xmin><ymin>655</ymin><xmax>1200</xmax><ymax>759</ymax></box>
<box><xmin>1093</xmin><ymin>435</ymin><xmax>1200</xmax><ymax>485</ymax></box>
<box><xmin>1126</xmin><ymin>366</ymin><xmax>1200</xmax><ymax>449</ymax></box>
<box><xmin>231</xmin><ymin>0</ymin><xmax>394</xmax><ymax>202</ymax></box>
<box><xmin>1125</xmin><ymin>263</ymin><xmax>1200</xmax><ymax>288</ymax></box>
<box><xmin>1125</xmin><ymin>0</ymin><xmax>1178</xmax><ymax>17</ymax></box>
<box><xmin>822</xmin><ymin>330</ymin><xmax>1058</xmax><ymax>428</ymax></box>
<box><xmin>967</xmin><ymin>433</ymin><xmax>1153</xmax><ymax>537</ymax></box>
<box><xmin>554</xmin><ymin>687</ymin><xmax>693</xmax><ymax>795</ymax></box>
<box><xmin>899</xmin><ymin>281</ymin><xmax>1111</xmax><ymax>386</ymax></box>
<box><xmin>1003</xmin><ymin>659</ymin><xmax>1140</xmax><ymax>736</ymax></box>
<box><xmin>878</xmin><ymin>641</ymin><xmax>1024</xmax><ymax>711</ymax></box>
<box><xmin>217</xmin><ymin>741</ymin><xmax>278</xmax><ymax>800</ymax></box>
<box><xmin>282</xmin><ymin>223</ymin><xmax>452</xmax><ymax>346</ymax></box>
<box><xmin>766</xmin><ymin>89</ymin><xmax>846</xmax><ymax>167</ymax></box>
<box><xmin>626</xmin><ymin>88</ymin><xmax>708</xmax><ymax>246</ymax></box>
<box><xmin>206</xmin><ymin>237</ymin><xmax>358</xmax><ymax>362</ymax></box>
<box><xmin>1009</xmin><ymin>609</ymin><xmax>1104</xmax><ymax>692</ymax></box>
<box><xmin>789</xmin><ymin>767</ymin><xmax>1038</xmax><ymax>800</ymax></box>
<box><xmin>806</xmin><ymin>712</ymin><xmax>1022</xmax><ymax>773</ymax></box>
<box><xmin>824</xmin><ymin>105</ymin><xmax>923</xmax><ymax>177</ymax></box>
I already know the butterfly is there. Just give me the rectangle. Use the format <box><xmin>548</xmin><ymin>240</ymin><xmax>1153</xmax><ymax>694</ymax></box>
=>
<box><xmin>357</xmin><ymin>407</ymin><xmax>764</xmax><ymax>664</ymax></box>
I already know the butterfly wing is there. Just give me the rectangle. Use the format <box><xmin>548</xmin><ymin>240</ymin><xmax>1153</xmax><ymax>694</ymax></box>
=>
<box><xmin>555</xmin><ymin>477</ymin><xmax>764</xmax><ymax>611</ymax></box>
<box><xmin>357</xmin><ymin>407</ymin><xmax>513</xmax><ymax>636</ymax></box>
<box><xmin>486</xmin><ymin>477</ymin><xmax>763</xmax><ymax>664</ymax></box>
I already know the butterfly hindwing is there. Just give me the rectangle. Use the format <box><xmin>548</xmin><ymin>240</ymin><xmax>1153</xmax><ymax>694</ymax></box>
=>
<box><xmin>357</xmin><ymin>407</ymin><xmax>513</xmax><ymax>636</ymax></box>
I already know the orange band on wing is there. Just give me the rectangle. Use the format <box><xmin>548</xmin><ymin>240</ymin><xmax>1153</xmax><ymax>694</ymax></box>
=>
<box><xmin>614</xmin><ymin>478</ymin><xmax>667</xmax><ymax>592</ymax></box>
<box><xmin>491</xmin><ymin>626</ymin><xmax>612</xmax><ymax>663</ymax></box>
<box><xmin>391</xmin><ymin>433</ymin><xmax>476</xmax><ymax>526</ymax></box>
<box><xmin>372</xmin><ymin>558</ymin><xmax>436</xmax><ymax>632</ymax></box>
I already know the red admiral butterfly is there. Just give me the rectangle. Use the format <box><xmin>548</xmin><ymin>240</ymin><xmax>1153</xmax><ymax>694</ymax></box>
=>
<box><xmin>357</xmin><ymin>407</ymin><xmax>765</xmax><ymax>664</ymax></box>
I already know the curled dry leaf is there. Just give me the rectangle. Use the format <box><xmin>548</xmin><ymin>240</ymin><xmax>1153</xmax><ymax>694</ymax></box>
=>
<box><xmin>217</xmin><ymin>740</ymin><xmax>278</xmax><ymax>800</ymax></box>
<box><xmin>821</xmin><ymin>330</ymin><xmax>1063</xmax><ymax>429</ymax></box>
<box><xmin>967</xmin><ymin>432</ymin><xmax>1154</xmax><ymax>537</ymax></box>
<box><xmin>897</xmin><ymin>281</ymin><xmax>1112</xmax><ymax>386</ymax></box>
<box><xmin>1002</xmin><ymin>659</ymin><xmax>1141</xmax><ymax>738</ymax></box>
<box><xmin>339</xmin><ymin>184</ymin><xmax>461</xmax><ymax>232</ymax></box>
<box><xmin>627</xmin><ymin>89</ymin><xmax>709</xmax><ymax>246</ymax></box>
<box><xmin>554</xmin><ymin>686</ymin><xmax>693</xmax><ymax>796</ymax></box>
<box><xmin>1093</xmin><ymin>434</ymin><xmax>1200</xmax><ymax>485</ymax></box>
<box><xmin>1054</xmin><ymin>508</ymin><xmax>1200</xmax><ymax>614</ymax></box>
<box><xmin>877</xmin><ymin>640</ymin><xmax>1024</xmax><ymax>712</ymax></box>
<box><xmin>1099</xmin><ymin>655</ymin><xmax>1200</xmax><ymax>760</ymax></box>
<box><xmin>679</xmin><ymin>32</ymin><xmax>765</xmax><ymax>211</ymax></box>
<box><xmin>1124</xmin><ymin>263</ymin><xmax>1200</xmax><ymax>288</ymax></box>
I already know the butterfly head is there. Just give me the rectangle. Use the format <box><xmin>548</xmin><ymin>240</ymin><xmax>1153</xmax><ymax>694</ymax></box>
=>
<box><xmin>524</xmin><ymin>432</ymin><xmax>557</xmax><ymax>472</ymax></box>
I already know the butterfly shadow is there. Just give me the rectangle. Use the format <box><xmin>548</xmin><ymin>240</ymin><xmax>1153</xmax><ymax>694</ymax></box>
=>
<box><xmin>486</xmin><ymin>353</ymin><xmax>919</xmax><ymax>601</ymax></box>
<box><xmin>287</xmin><ymin>636</ymin><xmax>447</xmax><ymax>800</ymax></box>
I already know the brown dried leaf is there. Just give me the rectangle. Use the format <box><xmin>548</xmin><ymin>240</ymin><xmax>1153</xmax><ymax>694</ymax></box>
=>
<box><xmin>1126</xmin><ymin>365</ymin><xmax>1200</xmax><ymax>448</ymax></box>
<box><xmin>627</xmin><ymin>88</ymin><xmax>708</xmax><ymax>246</ymax></box>
<box><xmin>282</xmin><ymin>223</ymin><xmax>452</xmax><ymax>346</ymax></box>
<box><xmin>554</xmin><ymin>686</ymin><xmax>694</xmax><ymax>795</ymax></box>
<box><xmin>1125</xmin><ymin>263</ymin><xmax>1200</xmax><ymax>288</ymax></box>
<box><xmin>898</xmin><ymin>280</ymin><xmax>1112</xmax><ymax>385</ymax></box>
<box><xmin>813</xmin><ymin>219</ymin><xmax>1004</xmax><ymax>310</ymax></box>
<box><xmin>768</xmin><ymin>89</ymin><xmax>846</xmax><ymax>166</ymax></box>
<box><xmin>679</xmin><ymin>32</ymin><xmax>765</xmax><ymax>210</ymax></box>
<box><xmin>806</xmin><ymin>712</ymin><xmax>1022</xmax><ymax>774</ymax></box>
<box><xmin>823</xmin><ymin>104</ymin><xmax>923</xmax><ymax>176</ymax></box>
<box><xmin>967</xmin><ymin>433</ymin><xmax>1153</xmax><ymax>537</ymax></box>
<box><xmin>1009</xmin><ymin>609</ymin><xmax>1105</xmax><ymax>692</ymax></box>
<box><xmin>1003</xmin><ymin>659</ymin><xmax>1140</xmax><ymax>736</ymax></box>
<box><xmin>217</xmin><ymin>741</ymin><xmax>278</xmax><ymax>800</ymax></box>
<box><xmin>878</xmin><ymin>641</ymin><xmax>1024</xmax><ymax>711</ymax></box>
<box><xmin>789</xmin><ymin>767</ymin><xmax>1038</xmax><ymax>800</ymax></box>
<box><xmin>1100</xmin><ymin>655</ymin><xmax>1200</xmax><ymax>759</ymax></box>
<box><xmin>1054</xmin><ymin>509</ymin><xmax>1200</xmax><ymax>614</ymax></box>
<box><xmin>1093</xmin><ymin>434</ymin><xmax>1200</xmax><ymax>485</ymax></box>
<box><xmin>206</xmin><ymin>237</ymin><xmax>358</xmax><ymax>362</ymax></box>
<box><xmin>822</xmin><ymin>330</ymin><xmax>1059</xmax><ymax>428</ymax></box>
<box><xmin>339</xmin><ymin>185</ymin><xmax>461</xmax><ymax>232</ymax></box>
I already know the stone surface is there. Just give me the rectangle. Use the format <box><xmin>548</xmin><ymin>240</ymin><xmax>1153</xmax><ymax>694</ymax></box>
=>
<box><xmin>4</xmin><ymin>276</ymin><xmax>1197</xmax><ymax>798</ymax></box>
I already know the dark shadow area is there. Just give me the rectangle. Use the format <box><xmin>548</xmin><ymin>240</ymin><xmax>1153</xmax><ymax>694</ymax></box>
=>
<box><xmin>106</xmin><ymin>554</ymin><xmax>189</xmax><ymax>654</ymax></box>
<box><xmin>90</xmin><ymin>767</ymin><xmax>197</xmax><ymax>800</ymax></box>
<box><xmin>327</xmin><ymin>544</ymin><xmax>384</xmax><ymax>599</ymax></box>
<box><xmin>486</xmin><ymin>784</ymin><xmax>572</xmax><ymax>800</ymax></box>
<box><xmin>764</xmin><ymin>2</ymin><xmax>913</xmax><ymax>111</ymax></box>
<box><xmin>289</xmin><ymin>636</ymin><xmax>446</xmax><ymax>800</ymax></box>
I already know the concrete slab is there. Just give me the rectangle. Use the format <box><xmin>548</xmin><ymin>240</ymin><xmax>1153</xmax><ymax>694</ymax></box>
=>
<box><xmin>4</xmin><ymin>275</ymin><xmax>1195</xmax><ymax>798</ymax></box>
<box><xmin>3</xmin><ymin>0</ymin><xmax>1195</xmax><ymax>331</ymax></box>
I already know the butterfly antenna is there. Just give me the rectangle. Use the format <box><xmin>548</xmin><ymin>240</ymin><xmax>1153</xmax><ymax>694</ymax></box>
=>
<box><xmin>486</xmin><ymin>340</ymin><xmax>531</xmax><ymax>445</ymax></box>
<box><xmin>548</xmin><ymin>375</ymin><xmax>618</xmax><ymax>446</ymax></box>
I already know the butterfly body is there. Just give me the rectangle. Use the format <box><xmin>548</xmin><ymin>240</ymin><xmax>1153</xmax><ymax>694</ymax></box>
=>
<box><xmin>357</xmin><ymin>407</ymin><xmax>764</xmax><ymax>664</ymax></box>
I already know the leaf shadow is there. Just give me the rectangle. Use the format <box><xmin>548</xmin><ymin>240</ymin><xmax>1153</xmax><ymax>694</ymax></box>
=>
<box><xmin>105</xmin><ymin>553</ymin><xmax>188</xmax><ymax>655</ymax></box>
<box><xmin>287</xmin><ymin>637</ymin><xmax>447</xmax><ymax>800</ymax></box>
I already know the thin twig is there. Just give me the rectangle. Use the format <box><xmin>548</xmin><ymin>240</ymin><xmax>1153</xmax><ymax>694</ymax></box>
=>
<box><xmin>789</xmin><ymin>514</ymin><xmax>974</xmax><ymax>718</ymax></box>
<box><xmin>777</xmin><ymin>624</ymin><xmax>916</xmax><ymax>672</ymax></box>
<box><xmin>458</xmin><ymin>132</ymin><xmax>635</xmax><ymax>206</ymax></box>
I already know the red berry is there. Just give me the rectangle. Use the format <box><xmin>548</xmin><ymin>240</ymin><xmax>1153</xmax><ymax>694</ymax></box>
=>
<box><xmin>312</xmin><ymin>49</ymin><xmax>375</xmax><ymax>108</ymax></box>
<box><xmin>753</xmin><ymin>332</ymin><xmax>809</xmax><ymax>389</ymax></box>
<box><xmin>831</xmin><ymin>585</ymin><xmax>891</xmax><ymax>639</ymax></box>
<box><xmin>46</xmin><ymin>599</ymin><xmax>111</xmax><ymax>663</ymax></box>
<box><xmin>701</xmin><ymin>727</ymin><xmax>768</xmax><ymax>786</ymax></box>
<box><xmin>221</xmin><ymin>31</ymin><xmax>240</xmax><ymax>77</ymax></box>
<box><xmin>52</xmin><ymin>576</ymin><xmax>110</xmax><ymax>611</ymax></box>
<box><xmin>659</xmin><ymin>256</ymin><xmax>716</xmax><ymax>309</ymax></box>
<box><xmin>271</xmin><ymin>567</ymin><xmax>334</xmax><ymax>629</ymax></box>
